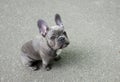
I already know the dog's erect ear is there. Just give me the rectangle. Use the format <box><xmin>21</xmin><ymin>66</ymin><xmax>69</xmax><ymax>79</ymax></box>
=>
<box><xmin>37</xmin><ymin>19</ymin><xmax>49</xmax><ymax>37</ymax></box>
<box><xmin>55</xmin><ymin>14</ymin><xmax>64</xmax><ymax>28</ymax></box>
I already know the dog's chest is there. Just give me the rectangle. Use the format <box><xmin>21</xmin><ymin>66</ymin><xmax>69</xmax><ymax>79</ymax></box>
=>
<box><xmin>45</xmin><ymin>50</ymin><xmax>56</xmax><ymax>57</ymax></box>
<box><xmin>47</xmin><ymin>49</ymin><xmax>62</xmax><ymax>57</ymax></box>
<box><xmin>56</xmin><ymin>49</ymin><xmax>62</xmax><ymax>55</ymax></box>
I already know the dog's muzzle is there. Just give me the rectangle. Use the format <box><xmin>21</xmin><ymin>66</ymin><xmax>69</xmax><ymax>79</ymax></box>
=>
<box><xmin>58</xmin><ymin>37</ymin><xmax>69</xmax><ymax>49</ymax></box>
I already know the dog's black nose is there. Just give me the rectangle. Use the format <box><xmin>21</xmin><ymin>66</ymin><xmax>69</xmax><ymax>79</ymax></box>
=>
<box><xmin>58</xmin><ymin>37</ymin><xmax>65</xmax><ymax>42</ymax></box>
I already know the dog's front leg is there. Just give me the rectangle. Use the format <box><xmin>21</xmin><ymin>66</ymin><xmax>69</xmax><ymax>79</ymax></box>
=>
<box><xmin>54</xmin><ymin>55</ymin><xmax>61</xmax><ymax>61</ymax></box>
<box><xmin>42</xmin><ymin>57</ymin><xmax>52</xmax><ymax>71</ymax></box>
<box><xmin>40</xmin><ymin>52</ymin><xmax>52</xmax><ymax>71</ymax></box>
<box><xmin>54</xmin><ymin>49</ymin><xmax>62</xmax><ymax>61</ymax></box>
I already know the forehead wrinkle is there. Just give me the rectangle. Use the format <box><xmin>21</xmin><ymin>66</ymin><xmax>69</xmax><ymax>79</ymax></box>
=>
<box><xmin>50</xmin><ymin>26</ymin><xmax>64</xmax><ymax>31</ymax></box>
<box><xmin>49</xmin><ymin>26</ymin><xmax>64</xmax><ymax>35</ymax></box>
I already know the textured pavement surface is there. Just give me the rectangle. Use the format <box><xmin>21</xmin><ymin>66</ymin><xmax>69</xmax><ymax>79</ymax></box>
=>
<box><xmin>0</xmin><ymin>0</ymin><xmax>120</xmax><ymax>82</ymax></box>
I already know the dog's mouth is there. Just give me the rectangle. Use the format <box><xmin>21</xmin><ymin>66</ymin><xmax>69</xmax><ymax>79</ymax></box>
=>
<box><xmin>58</xmin><ymin>42</ymin><xmax>69</xmax><ymax>49</ymax></box>
<box><xmin>60</xmin><ymin>44</ymin><xmax>67</xmax><ymax>49</ymax></box>
<box><xmin>60</xmin><ymin>45</ymin><xmax>64</xmax><ymax>49</ymax></box>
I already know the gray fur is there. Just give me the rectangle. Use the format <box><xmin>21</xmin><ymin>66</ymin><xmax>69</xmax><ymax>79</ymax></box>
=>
<box><xmin>20</xmin><ymin>14</ymin><xmax>70</xmax><ymax>71</ymax></box>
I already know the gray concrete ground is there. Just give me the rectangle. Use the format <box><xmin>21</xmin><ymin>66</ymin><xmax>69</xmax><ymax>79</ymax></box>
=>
<box><xmin>0</xmin><ymin>0</ymin><xmax>120</xmax><ymax>82</ymax></box>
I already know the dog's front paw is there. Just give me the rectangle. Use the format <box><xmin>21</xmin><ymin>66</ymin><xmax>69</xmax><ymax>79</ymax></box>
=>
<box><xmin>54</xmin><ymin>56</ymin><xmax>61</xmax><ymax>61</ymax></box>
<box><xmin>43</xmin><ymin>64</ymin><xmax>52</xmax><ymax>71</ymax></box>
<box><xmin>46</xmin><ymin>66</ymin><xmax>52</xmax><ymax>71</ymax></box>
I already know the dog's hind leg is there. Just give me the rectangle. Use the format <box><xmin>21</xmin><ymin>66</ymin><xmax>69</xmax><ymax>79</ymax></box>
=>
<box><xmin>20</xmin><ymin>52</ymin><xmax>41</xmax><ymax>71</ymax></box>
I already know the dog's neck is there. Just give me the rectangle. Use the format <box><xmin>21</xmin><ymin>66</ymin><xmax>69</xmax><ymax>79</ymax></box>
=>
<box><xmin>45</xmin><ymin>37</ymin><xmax>57</xmax><ymax>57</ymax></box>
<box><xmin>33</xmin><ymin>35</ymin><xmax>57</xmax><ymax>57</ymax></box>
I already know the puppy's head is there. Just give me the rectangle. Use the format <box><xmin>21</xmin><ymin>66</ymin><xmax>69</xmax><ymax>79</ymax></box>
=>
<box><xmin>37</xmin><ymin>14</ymin><xmax>70</xmax><ymax>50</ymax></box>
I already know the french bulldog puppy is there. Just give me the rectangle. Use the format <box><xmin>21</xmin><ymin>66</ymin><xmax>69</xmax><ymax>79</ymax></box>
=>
<box><xmin>21</xmin><ymin>14</ymin><xmax>70</xmax><ymax>71</ymax></box>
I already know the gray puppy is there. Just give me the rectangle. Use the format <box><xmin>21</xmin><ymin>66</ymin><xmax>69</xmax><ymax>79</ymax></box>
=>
<box><xmin>20</xmin><ymin>14</ymin><xmax>70</xmax><ymax>71</ymax></box>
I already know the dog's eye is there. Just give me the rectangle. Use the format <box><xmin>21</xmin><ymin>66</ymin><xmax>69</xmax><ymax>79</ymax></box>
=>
<box><xmin>63</xmin><ymin>31</ymin><xmax>67</xmax><ymax>35</ymax></box>
<box><xmin>63</xmin><ymin>31</ymin><xmax>66</xmax><ymax>34</ymax></box>
<box><xmin>63</xmin><ymin>31</ymin><xmax>68</xmax><ymax>38</ymax></box>
<box><xmin>50</xmin><ymin>36</ymin><xmax>56</xmax><ymax>40</ymax></box>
